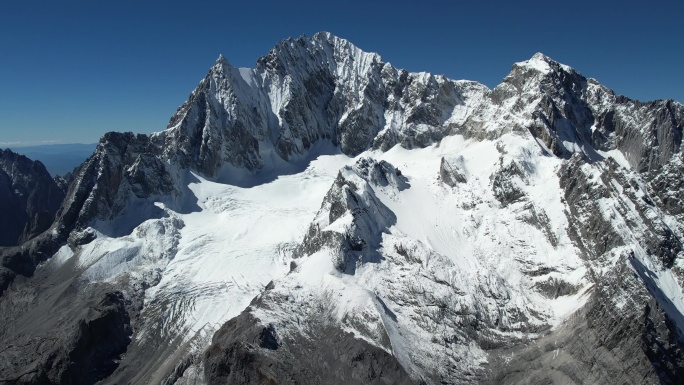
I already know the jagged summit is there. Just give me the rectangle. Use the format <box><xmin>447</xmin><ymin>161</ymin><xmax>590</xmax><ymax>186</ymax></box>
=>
<box><xmin>267</xmin><ymin>31</ymin><xmax>377</xmax><ymax>59</ymax></box>
<box><xmin>209</xmin><ymin>53</ymin><xmax>233</xmax><ymax>77</ymax></box>
<box><xmin>214</xmin><ymin>53</ymin><xmax>228</xmax><ymax>65</ymax></box>
<box><xmin>527</xmin><ymin>51</ymin><xmax>564</xmax><ymax>66</ymax></box>
<box><xmin>154</xmin><ymin>33</ymin><xmax>684</xmax><ymax>180</ymax></box>
<box><xmin>255</xmin><ymin>31</ymin><xmax>384</xmax><ymax>79</ymax></box>
<box><xmin>508</xmin><ymin>51</ymin><xmax>575</xmax><ymax>77</ymax></box>
<box><xmin>313</xmin><ymin>30</ymin><xmax>340</xmax><ymax>41</ymax></box>
<box><xmin>157</xmin><ymin>31</ymin><xmax>489</xmax><ymax>176</ymax></box>
<box><xmin>531</xmin><ymin>51</ymin><xmax>549</xmax><ymax>60</ymax></box>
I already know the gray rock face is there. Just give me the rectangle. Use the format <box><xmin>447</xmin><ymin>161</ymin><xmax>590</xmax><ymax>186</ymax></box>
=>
<box><xmin>71</xmin><ymin>132</ymin><xmax>174</xmax><ymax>228</ymax></box>
<box><xmin>0</xmin><ymin>132</ymin><xmax>180</xmax><ymax>295</ymax></box>
<box><xmin>204</xmin><ymin>299</ymin><xmax>414</xmax><ymax>385</ymax></box>
<box><xmin>0</xmin><ymin>149</ymin><xmax>66</xmax><ymax>295</ymax></box>
<box><xmin>560</xmin><ymin>154</ymin><xmax>682</xmax><ymax>267</ymax></box>
<box><xmin>591</xmin><ymin>95</ymin><xmax>683</xmax><ymax>173</ymax></box>
<box><xmin>558</xmin><ymin>155</ymin><xmax>625</xmax><ymax>260</ymax></box>
<box><xmin>293</xmin><ymin>158</ymin><xmax>399</xmax><ymax>274</ymax></box>
<box><xmin>0</xmin><ymin>273</ymin><xmax>132</xmax><ymax>385</ymax></box>
<box><xmin>520</xmin><ymin>152</ymin><xmax>684</xmax><ymax>384</ymax></box>
<box><xmin>648</xmin><ymin>155</ymin><xmax>684</xmax><ymax>218</ymax></box>
<box><xmin>440</xmin><ymin>156</ymin><xmax>467</xmax><ymax>186</ymax></box>
<box><xmin>0</xmin><ymin>149</ymin><xmax>64</xmax><ymax>247</ymax></box>
<box><xmin>153</xmin><ymin>33</ymin><xmax>489</xmax><ymax>178</ymax></box>
<box><xmin>491</xmin><ymin>158</ymin><xmax>529</xmax><ymax>207</ymax></box>
<box><xmin>490</xmin><ymin>257</ymin><xmax>684</xmax><ymax>384</ymax></box>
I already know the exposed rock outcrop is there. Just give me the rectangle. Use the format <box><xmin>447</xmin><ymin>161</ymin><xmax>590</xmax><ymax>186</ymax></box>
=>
<box><xmin>0</xmin><ymin>149</ymin><xmax>64</xmax><ymax>247</ymax></box>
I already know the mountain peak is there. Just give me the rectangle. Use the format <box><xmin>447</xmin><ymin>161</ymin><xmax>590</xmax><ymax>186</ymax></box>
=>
<box><xmin>215</xmin><ymin>54</ymin><xmax>229</xmax><ymax>65</ymax></box>
<box><xmin>310</xmin><ymin>31</ymin><xmax>349</xmax><ymax>46</ymax></box>
<box><xmin>531</xmin><ymin>52</ymin><xmax>552</xmax><ymax>62</ymax></box>
<box><xmin>252</xmin><ymin>31</ymin><xmax>383</xmax><ymax>83</ymax></box>
<box><xmin>510</xmin><ymin>52</ymin><xmax>578</xmax><ymax>77</ymax></box>
<box><xmin>210</xmin><ymin>53</ymin><xmax>232</xmax><ymax>75</ymax></box>
<box><xmin>513</xmin><ymin>52</ymin><xmax>555</xmax><ymax>74</ymax></box>
<box><xmin>272</xmin><ymin>32</ymin><xmax>380</xmax><ymax>60</ymax></box>
<box><xmin>312</xmin><ymin>30</ymin><xmax>335</xmax><ymax>40</ymax></box>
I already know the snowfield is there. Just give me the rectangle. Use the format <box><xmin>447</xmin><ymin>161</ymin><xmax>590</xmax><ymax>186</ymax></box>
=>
<box><xmin>245</xmin><ymin>133</ymin><xmax>597</xmax><ymax>381</ymax></box>
<box><xmin>55</xmin><ymin>131</ymin><xmax>599</xmax><ymax>379</ymax></box>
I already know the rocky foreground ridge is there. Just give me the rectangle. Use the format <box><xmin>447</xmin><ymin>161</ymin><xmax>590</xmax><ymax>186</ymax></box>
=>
<box><xmin>0</xmin><ymin>32</ymin><xmax>683</xmax><ymax>384</ymax></box>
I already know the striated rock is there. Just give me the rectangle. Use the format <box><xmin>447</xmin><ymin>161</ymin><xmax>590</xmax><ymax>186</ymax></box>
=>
<box><xmin>490</xmin><ymin>257</ymin><xmax>684</xmax><ymax>384</ymax></box>
<box><xmin>0</xmin><ymin>286</ymin><xmax>132</xmax><ymax>385</ymax></box>
<box><xmin>440</xmin><ymin>156</ymin><xmax>467</xmax><ymax>186</ymax></box>
<box><xmin>491</xmin><ymin>157</ymin><xmax>529</xmax><ymax>207</ymax></box>
<box><xmin>204</xmin><ymin>304</ymin><xmax>413</xmax><ymax>385</ymax></box>
<box><xmin>125</xmin><ymin>154</ymin><xmax>175</xmax><ymax>198</ymax></box>
<box><xmin>153</xmin><ymin>33</ymin><xmax>490</xmax><ymax>178</ymax></box>
<box><xmin>648</xmin><ymin>155</ymin><xmax>684</xmax><ymax>218</ymax></box>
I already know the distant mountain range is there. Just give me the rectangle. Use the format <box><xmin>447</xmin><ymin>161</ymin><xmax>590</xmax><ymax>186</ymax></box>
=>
<box><xmin>6</xmin><ymin>143</ymin><xmax>96</xmax><ymax>176</ymax></box>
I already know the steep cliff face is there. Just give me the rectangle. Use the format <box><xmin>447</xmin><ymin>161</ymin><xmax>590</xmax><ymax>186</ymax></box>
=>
<box><xmin>0</xmin><ymin>285</ymin><xmax>132</xmax><ymax>385</ymax></box>
<box><xmin>0</xmin><ymin>149</ymin><xmax>64</xmax><ymax>247</ymax></box>
<box><xmin>1</xmin><ymin>33</ymin><xmax>683</xmax><ymax>385</ymax></box>
<box><xmin>0</xmin><ymin>149</ymin><xmax>66</xmax><ymax>295</ymax></box>
<box><xmin>154</xmin><ymin>32</ymin><xmax>489</xmax><ymax>178</ymax></box>
<box><xmin>0</xmin><ymin>132</ymin><xmax>184</xmax><ymax>295</ymax></box>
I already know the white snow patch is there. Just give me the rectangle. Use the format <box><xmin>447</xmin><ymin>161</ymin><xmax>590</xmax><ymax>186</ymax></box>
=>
<box><xmin>238</xmin><ymin>67</ymin><xmax>256</xmax><ymax>87</ymax></box>
<box><xmin>77</xmin><ymin>150</ymin><xmax>354</xmax><ymax>341</ymax></box>
<box><xmin>517</xmin><ymin>54</ymin><xmax>552</xmax><ymax>74</ymax></box>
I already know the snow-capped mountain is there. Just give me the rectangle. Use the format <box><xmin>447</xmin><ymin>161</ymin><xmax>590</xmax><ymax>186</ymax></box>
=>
<box><xmin>0</xmin><ymin>32</ymin><xmax>682</xmax><ymax>384</ymax></box>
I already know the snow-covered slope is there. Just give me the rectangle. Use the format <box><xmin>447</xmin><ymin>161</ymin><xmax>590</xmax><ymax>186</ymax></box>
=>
<box><xmin>223</xmin><ymin>134</ymin><xmax>592</xmax><ymax>383</ymax></box>
<box><xmin>1</xmin><ymin>33</ymin><xmax>683</xmax><ymax>385</ymax></box>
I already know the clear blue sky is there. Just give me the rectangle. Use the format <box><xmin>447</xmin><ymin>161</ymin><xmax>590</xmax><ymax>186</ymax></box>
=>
<box><xmin>1</xmin><ymin>0</ymin><xmax>682</xmax><ymax>146</ymax></box>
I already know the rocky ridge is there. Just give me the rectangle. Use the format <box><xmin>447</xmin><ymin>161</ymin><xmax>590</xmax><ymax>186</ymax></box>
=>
<box><xmin>0</xmin><ymin>149</ymin><xmax>64</xmax><ymax>247</ymax></box>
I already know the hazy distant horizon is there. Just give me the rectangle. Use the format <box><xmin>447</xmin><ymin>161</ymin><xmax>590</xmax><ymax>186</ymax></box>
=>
<box><xmin>1</xmin><ymin>141</ymin><xmax>98</xmax><ymax>148</ymax></box>
<box><xmin>4</xmin><ymin>143</ymin><xmax>97</xmax><ymax>176</ymax></box>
